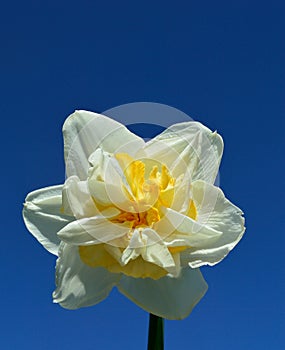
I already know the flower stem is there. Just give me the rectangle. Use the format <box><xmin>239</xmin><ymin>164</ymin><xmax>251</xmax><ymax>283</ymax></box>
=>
<box><xmin>147</xmin><ymin>313</ymin><xmax>164</xmax><ymax>350</ymax></box>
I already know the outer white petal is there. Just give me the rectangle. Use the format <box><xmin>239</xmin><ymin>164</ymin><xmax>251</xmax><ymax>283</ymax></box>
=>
<box><xmin>62</xmin><ymin>176</ymin><xmax>98</xmax><ymax>218</ymax></box>
<box><xmin>117</xmin><ymin>267</ymin><xmax>208</xmax><ymax>320</ymax></box>
<box><xmin>181</xmin><ymin>180</ymin><xmax>245</xmax><ymax>267</ymax></box>
<box><xmin>23</xmin><ymin>185</ymin><xmax>73</xmax><ymax>255</ymax></box>
<box><xmin>57</xmin><ymin>209</ymin><xmax>128</xmax><ymax>245</ymax></box>
<box><xmin>141</xmin><ymin>121</ymin><xmax>223</xmax><ymax>184</ymax></box>
<box><xmin>53</xmin><ymin>243</ymin><xmax>120</xmax><ymax>309</ymax></box>
<box><xmin>63</xmin><ymin>110</ymin><xmax>145</xmax><ymax>179</ymax></box>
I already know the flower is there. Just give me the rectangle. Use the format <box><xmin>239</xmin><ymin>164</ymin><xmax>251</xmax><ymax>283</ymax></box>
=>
<box><xmin>23</xmin><ymin>110</ymin><xmax>245</xmax><ymax>320</ymax></box>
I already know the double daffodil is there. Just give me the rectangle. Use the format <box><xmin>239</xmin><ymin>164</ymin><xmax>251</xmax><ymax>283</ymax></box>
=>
<box><xmin>23</xmin><ymin>110</ymin><xmax>245</xmax><ymax>320</ymax></box>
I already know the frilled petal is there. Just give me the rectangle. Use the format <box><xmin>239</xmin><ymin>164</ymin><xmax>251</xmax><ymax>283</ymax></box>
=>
<box><xmin>62</xmin><ymin>175</ymin><xmax>98</xmax><ymax>218</ymax></box>
<box><xmin>57</xmin><ymin>208</ymin><xmax>128</xmax><ymax>245</ymax></box>
<box><xmin>169</xmin><ymin>175</ymin><xmax>191</xmax><ymax>213</ymax></box>
<box><xmin>23</xmin><ymin>185</ymin><xmax>73</xmax><ymax>255</ymax></box>
<box><xmin>53</xmin><ymin>243</ymin><xmax>120</xmax><ymax>309</ymax></box>
<box><xmin>88</xmin><ymin>149</ymin><xmax>133</xmax><ymax>210</ymax></box>
<box><xmin>121</xmin><ymin>228</ymin><xmax>179</xmax><ymax>276</ymax></box>
<box><xmin>63</xmin><ymin>110</ymin><xmax>145</xmax><ymax>179</ymax></box>
<box><xmin>156</xmin><ymin>207</ymin><xmax>222</xmax><ymax>247</ymax></box>
<box><xmin>57</xmin><ymin>226</ymin><xmax>98</xmax><ymax>246</ymax></box>
<box><xmin>140</xmin><ymin>121</ymin><xmax>223</xmax><ymax>184</ymax></box>
<box><xmin>181</xmin><ymin>180</ymin><xmax>245</xmax><ymax>267</ymax></box>
<box><xmin>117</xmin><ymin>267</ymin><xmax>208</xmax><ymax>320</ymax></box>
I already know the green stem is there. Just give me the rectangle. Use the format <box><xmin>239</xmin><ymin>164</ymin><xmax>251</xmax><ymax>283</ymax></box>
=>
<box><xmin>147</xmin><ymin>313</ymin><xmax>164</xmax><ymax>350</ymax></box>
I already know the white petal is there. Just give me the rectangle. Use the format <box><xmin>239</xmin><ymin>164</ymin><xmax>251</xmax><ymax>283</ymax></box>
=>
<box><xmin>63</xmin><ymin>110</ymin><xmax>145</xmax><ymax>179</ymax></box>
<box><xmin>181</xmin><ymin>180</ymin><xmax>245</xmax><ymax>267</ymax></box>
<box><xmin>87</xmin><ymin>178</ymin><xmax>112</xmax><ymax>206</ymax></box>
<box><xmin>23</xmin><ymin>185</ymin><xmax>73</xmax><ymax>255</ymax></box>
<box><xmin>170</xmin><ymin>176</ymin><xmax>192</xmax><ymax>213</ymax></box>
<box><xmin>56</xmin><ymin>225</ymin><xmax>98</xmax><ymax>246</ymax></box>
<box><xmin>117</xmin><ymin>267</ymin><xmax>208</xmax><ymax>320</ymax></box>
<box><xmin>88</xmin><ymin>149</ymin><xmax>132</xmax><ymax>209</ymax></box>
<box><xmin>57</xmin><ymin>210</ymin><xmax>128</xmax><ymax>245</ymax></box>
<box><xmin>62</xmin><ymin>176</ymin><xmax>98</xmax><ymax>218</ymax></box>
<box><xmin>156</xmin><ymin>207</ymin><xmax>222</xmax><ymax>247</ymax></box>
<box><xmin>53</xmin><ymin>243</ymin><xmax>120</xmax><ymax>309</ymax></box>
<box><xmin>121</xmin><ymin>228</ymin><xmax>177</xmax><ymax>275</ymax></box>
<box><xmin>141</xmin><ymin>121</ymin><xmax>223</xmax><ymax>184</ymax></box>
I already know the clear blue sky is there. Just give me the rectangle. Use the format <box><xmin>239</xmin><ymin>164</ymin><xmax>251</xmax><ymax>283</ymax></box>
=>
<box><xmin>1</xmin><ymin>1</ymin><xmax>284</xmax><ymax>349</ymax></box>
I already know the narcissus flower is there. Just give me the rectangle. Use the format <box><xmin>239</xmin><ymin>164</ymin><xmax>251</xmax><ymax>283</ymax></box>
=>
<box><xmin>23</xmin><ymin>110</ymin><xmax>245</xmax><ymax>320</ymax></box>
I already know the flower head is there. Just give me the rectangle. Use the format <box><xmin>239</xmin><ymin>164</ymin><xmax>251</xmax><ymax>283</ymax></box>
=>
<box><xmin>23</xmin><ymin>110</ymin><xmax>245</xmax><ymax>320</ymax></box>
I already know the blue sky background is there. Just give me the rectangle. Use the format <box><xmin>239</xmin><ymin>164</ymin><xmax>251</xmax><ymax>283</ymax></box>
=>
<box><xmin>1</xmin><ymin>1</ymin><xmax>284</xmax><ymax>349</ymax></box>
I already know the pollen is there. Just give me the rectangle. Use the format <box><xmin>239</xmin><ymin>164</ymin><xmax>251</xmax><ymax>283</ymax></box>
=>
<box><xmin>112</xmin><ymin>207</ymin><xmax>160</xmax><ymax>229</ymax></box>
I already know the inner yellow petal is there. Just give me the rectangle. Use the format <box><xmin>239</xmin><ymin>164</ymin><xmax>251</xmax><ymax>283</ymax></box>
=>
<box><xmin>149</xmin><ymin>165</ymin><xmax>158</xmax><ymax>180</ymax></box>
<box><xmin>115</xmin><ymin>153</ymin><xmax>145</xmax><ymax>201</ymax></box>
<box><xmin>187</xmin><ymin>199</ymin><xmax>197</xmax><ymax>220</ymax></box>
<box><xmin>160</xmin><ymin>165</ymin><xmax>173</xmax><ymax>190</ymax></box>
<box><xmin>159</xmin><ymin>187</ymin><xmax>175</xmax><ymax>208</ymax></box>
<box><xmin>146</xmin><ymin>207</ymin><xmax>160</xmax><ymax>226</ymax></box>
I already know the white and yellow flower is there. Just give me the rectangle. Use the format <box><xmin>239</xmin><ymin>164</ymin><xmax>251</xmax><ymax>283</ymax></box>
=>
<box><xmin>23</xmin><ymin>110</ymin><xmax>245</xmax><ymax>320</ymax></box>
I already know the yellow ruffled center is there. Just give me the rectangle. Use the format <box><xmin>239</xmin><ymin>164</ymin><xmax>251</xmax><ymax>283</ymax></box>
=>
<box><xmin>115</xmin><ymin>153</ymin><xmax>176</xmax><ymax>213</ymax></box>
<box><xmin>79</xmin><ymin>153</ymin><xmax>197</xmax><ymax>279</ymax></box>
